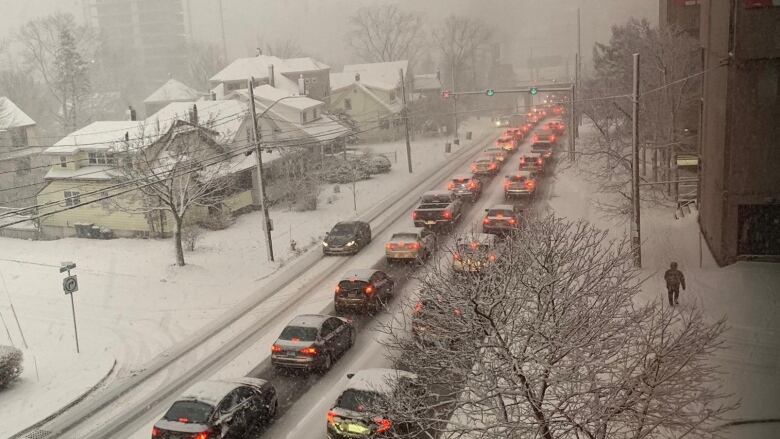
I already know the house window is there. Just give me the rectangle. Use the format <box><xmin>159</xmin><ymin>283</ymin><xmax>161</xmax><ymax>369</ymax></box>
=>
<box><xmin>64</xmin><ymin>191</ymin><xmax>80</xmax><ymax>207</ymax></box>
<box><xmin>60</xmin><ymin>156</ymin><xmax>67</xmax><ymax>168</ymax></box>
<box><xmin>380</xmin><ymin>118</ymin><xmax>390</xmax><ymax>130</ymax></box>
<box><xmin>313</xmin><ymin>108</ymin><xmax>319</xmax><ymax>119</ymax></box>
<box><xmin>344</xmin><ymin>98</ymin><xmax>352</xmax><ymax>110</ymax></box>
<box><xmin>88</xmin><ymin>152</ymin><xmax>114</xmax><ymax>165</ymax></box>
<box><xmin>302</xmin><ymin>111</ymin><xmax>308</xmax><ymax>123</ymax></box>
<box><xmin>15</xmin><ymin>157</ymin><xmax>31</xmax><ymax>176</ymax></box>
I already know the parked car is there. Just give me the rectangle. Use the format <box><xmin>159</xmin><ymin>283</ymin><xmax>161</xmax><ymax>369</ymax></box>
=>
<box><xmin>412</xmin><ymin>190</ymin><xmax>463</xmax><ymax>229</ymax></box>
<box><xmin>365</xmin><ymin>155</ymin><xmax>392</xmax><ymax>174</ymax></box>
<box><xmin>271</xmin><ymin>314</ymin><xmax>355</xmax><ymax>373</ymax></box>
<box><xmin>518</xmin><ymin>154</ymin><xmax>545</xmax><ymax>173</ymax></box>
<box><xmin>152</xmin><ymin>378</ymin><xmax>277</xmax><ymax>439</ymax></box>
<box><xmin>325</xmin><ymin>161</ymin><xmax>372</xmax><ymax>184</ymax></box>
<box><xmin>385</xmin><ymin>229</ymin><xmax>435</xmax><ymax>263</ymax></box>
<box><xmin>531</xmin><ymin>141</ymin><xmax>554</xmax><ymax>160</ymax></box>
<box><xmin>483</xmin><ymin>146</ymin><xmax>508</xmax><ymax>163</ymax></box>
<box><xmin>452</xmin><ymin>233</ymin><xmax>499</xmax><ymax>274</ymax></box>
<box><xmin>483</xmin><ymin>204</ymin><xmax>523</xmax><ymax>235</ymax></box>
<box><xmin>470</xmin><ymin>156</ymin><xmax>500</xmax><ymax>176</ymax></box>
<box><xmin>334</xmin><ymin>269</ymin><xmax>395</xmax><ymax>314</ymax></box>
<box><xmin>323</xmin><ymin>221</ymin><xmax>372</xmax><ymax>255</ymax></box>
<box><xmin>447</xmin><ymin>174</ymin><xmax>483</xmax><ymax>203</ymax></box>
<box><xmin>504</xmin><ymin>171</ymin><xmax>538</xmax><ymax>200</ymax></box>
<box><xmin>326</xmin><ymin>368</ymin><xmax>425</xmax><ymax>439</ymax></box>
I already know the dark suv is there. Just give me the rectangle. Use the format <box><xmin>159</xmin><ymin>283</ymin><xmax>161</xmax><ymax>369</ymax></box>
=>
<box><xmin>334</xmin><ymin>269</ymin><xmax>395</xmax><ymax>314</ymax></box>
<box><xmin>323</xmin><ymin>221</ymin><xmax>372</xmax><ymax>255</ymax></box>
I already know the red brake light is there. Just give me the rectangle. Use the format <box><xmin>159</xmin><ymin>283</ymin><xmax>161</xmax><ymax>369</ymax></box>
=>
<box><xmin>447</xmin><ymin>182</ymin><xmax>454</xmax><ymax>190</ymax></box>
<box><xmin>489</xmin><ymin>163</ymin><xmax>496</xmax><ymax>169</ymax></box>
<box><xmin>194</xmin><ymin>433</ymin><xmax>210</xmax><ymax>439</ymax></box>
<box><xmin>374</xmin><ymin>417</ymin><xmax>392</xmax><ymax>433</ymax></box>
<box><xmin>152</xmin><ymin>427</ymin><xmax>160</xmax><ymax>438</ymax></box>
<box><xmin>414</xmin><ymin>302</ymin><xmax>423</xmax><ymax>314</ymax></box>
<box><xmin>508</xmin><ymin>218</ymin><xmax>517</xmax><ymax>225</ymax></box>
<box><xmin>525</xmin><ymin>181</ymin><xmax>535</xmax><ymax>189</ymax></box>
<box><xmin>470</xmin><ymin>164</ymin><xmax>477</xmax><ymax>171</ymax></box>
<box><xmin>453</xmin><ymin>253</ymin><xmax>461</xmax><ymax>261</ymax></box>
<box><xmin>442</xmin><ymin>210</ymin><xmax>452</xmax><ymax>219</ymax></box>
<box><xmin>412</xmin><ymin>211</ymin><xmax>418</xmax><ymax>220</ymax></box>
<box><xmin>300</xmin><ymin>346</ymin><xmax>317</xmax><ymax>356</ymax></box>
<box><xmin>335</xmin><ymin>285</ymin><xmax>341</xmax><ymax>294</ymax></box>
<box><xmin>327</xmin><ymin>410</ymin><xmax>337</xmax><ymax>424</ymax></box>
<box><xmin>533</xmin><ymin>135</ymin><xmax>539</xmax><ymax>142</ymax></box>
<box><xmin>364</xmin><ymin>285</ymin><xmax>374</xmax><ymax>295</ymax></box>
<box><xmin>405</xmin><ymin>242</ymin><xmax>420</xmax><ymax>250</ymax></box>
<box><xmin>550</xmin><ymin>135</ymin><xmax>556</xmax><ymax>142</ymax></box>
<box><xmin>271</xmin><ymin>344</ymin><xmax>282</xmax><ymax>353</ymax></box>
<box><xmin>177</xmin><ymin>417</ymin><xmax>189</xmax><ymax>423</ymax></box>
<box><xmin>467</xmin><ymin>181</ymin><xmax>476</xmax><ymax>189</ymax></box>
<box><xmin>483</xmin><ymin>218</ymin><xmax>490</xmax><ymax>225</ymax></box>
<box><xmin>504</xmin><ymin>181</ymin><xmax>510</xmax><ymax>189</ymax></box>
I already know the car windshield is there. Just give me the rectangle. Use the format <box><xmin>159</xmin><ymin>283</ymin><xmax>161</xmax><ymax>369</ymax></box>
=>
<box><xmin>163</xmin><ymin>400</ymin><xmax>214</xmax><ymax>424</ymax></box>
<box><xmin>422</xmin><ymin>194</ymin><xmax>450</xmax><ymax>203</ymax></box>
<box><xmin>488</xmin><ymin>209</ymin><xmax>514</xmax><ymax>217</ymax></box>
<box><xmin>337</xmin><ymin>389</ymin><xmax>386</xmax><ymax>413</ymax></box>
<box><xmin>451</xmin><ymin>178</ymin><xmax>469</xmax><ymax>185</ymax></box>
<box><xmin>279</xmin><ymin>326</ymin><xmax>318</xmax><ymax>341</ymax></box>
<box><xmin>330</xmin><ymin>224</ymin><xmax>356</xmax><ymax>236</ymax></box>
<box><xmin>339</xmin><ymin>279</ymin><xmax>368</xmax><ymax>291</ymax></box>
<box><xmin>391</xmin><ymin>233</ymin><xmax>418</xmax><ymax>241</ymax></box>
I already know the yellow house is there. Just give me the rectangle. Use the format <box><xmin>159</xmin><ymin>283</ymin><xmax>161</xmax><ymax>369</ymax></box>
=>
<box><xmin>38</xmin><ymin>100</ymin><xmax>254</xmax><ymax>238</ymax></box>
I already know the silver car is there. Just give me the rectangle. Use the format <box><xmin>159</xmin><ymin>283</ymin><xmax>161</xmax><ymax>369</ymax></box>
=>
<box><xmin>384</xmin><ymin>229</ymin><xmax>435</xmax><ymax>263</ymax></box>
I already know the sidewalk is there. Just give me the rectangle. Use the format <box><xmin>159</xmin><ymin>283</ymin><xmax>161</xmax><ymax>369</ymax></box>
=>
<box><xmin>549</xmin><ymin>155</ymin><xmax>780</xmax><ymax>438</ymax></box>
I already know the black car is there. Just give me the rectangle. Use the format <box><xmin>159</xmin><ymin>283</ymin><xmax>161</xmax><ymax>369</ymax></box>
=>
<box><xmin>334</xmin><ymin>269</ymin><xmax>395</xmax><ymax>314</ymax></box>
<box><xmin>323</xmin><ymin>221</ymin><xmax>372</xmax><ymax>255</ymax></box>
<box><xmin>271</xmin><ymin>314</ymin><xmax>355</xmax><ymax>373</ymax></box>
<box><xmin>152</xmin><ymin>378</ymin><xmax>277</xmax><ymax>439</ymax></box>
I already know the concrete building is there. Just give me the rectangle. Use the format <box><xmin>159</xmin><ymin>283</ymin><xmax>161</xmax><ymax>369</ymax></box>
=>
<box><xmin>698</xmin><ymin>0</ymin><xmax>780</xmax><ymax>264</ymax></box>
<box><xmin>660</xmin><ymin>0</ymin><xmax>701</xmax><ymax>36</ymax></box>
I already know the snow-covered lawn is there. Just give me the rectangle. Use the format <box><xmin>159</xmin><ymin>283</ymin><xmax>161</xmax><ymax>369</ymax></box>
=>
<box><xmin>0</xmin><ymin>118</ymin><xmax>493</xmax><ymax>437</ymax></box>
<box><xmin>548</xmin><ymin>136</ymin><xmax>780</xmax><ymax>436</ymax></box>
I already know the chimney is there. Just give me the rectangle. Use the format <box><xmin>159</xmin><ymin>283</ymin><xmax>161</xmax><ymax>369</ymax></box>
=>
<box><xmin>210</xmin><ymin>91</ymin><xmax>217</xmax><ymax>101</ymax></box>
<box><xmin>256</xmin><ymin>47</ymin><xmax>262</xmax><ymax>56</ymax></box>
<box><xmin>355</xmin><ymin>72</ymin><xmax>360</xmax><ymax>82</ymax></box>
<box><xmin>268</xmin><ymin>64</ymin><xmax>275</xmax><ymax>87</ymax></box>
<box><xmin>190</xmin><ymin>104</ymin><xmax>198</xmax><ymax>125</ymax></box>
<box><xmin>298</xmin><ymin>73</ymin><xmax>306</xmax><ymax>95</ymax></box>
<box><xmin>126</xmin><ymin>105</ymin><xmax>137</xmax><ymax>121</ymax></box>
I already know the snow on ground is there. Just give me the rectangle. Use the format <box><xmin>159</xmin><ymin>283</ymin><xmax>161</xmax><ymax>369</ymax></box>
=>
<box><xmin>0</xmin><ymin>118</ymin><xmax>492</xmax><ymax>437</ymax></box>
<box><xmin>548</xmin><ymin>128</ymin><xmax>780</xmax><ymax>437</ymax></box>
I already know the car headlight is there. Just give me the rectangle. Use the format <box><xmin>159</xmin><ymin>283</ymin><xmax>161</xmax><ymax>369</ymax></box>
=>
<box><xmin>322</xmin><ymin>241</ymin><xmax>329</xmax><ymax>247</ymax></box>
<box><xmin>346</xmin><ymin>240</ymin><xmax>356</xmax><ymax>246</ymax></box>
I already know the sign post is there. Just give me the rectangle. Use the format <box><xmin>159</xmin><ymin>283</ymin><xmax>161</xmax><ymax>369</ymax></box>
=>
<box><xmin>60</xmin><ymin>262</ymin><xmax>80</xmax><ymax>353</ymax></box>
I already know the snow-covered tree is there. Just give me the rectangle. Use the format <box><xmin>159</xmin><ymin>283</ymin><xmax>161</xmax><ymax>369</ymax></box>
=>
<box><xmin>379</xmin><ymin>215</ymin><xmax>735</xmax><ymax>439</ymax></box>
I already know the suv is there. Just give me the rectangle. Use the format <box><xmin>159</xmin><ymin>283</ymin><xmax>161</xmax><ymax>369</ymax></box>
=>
<box><xmin>152</xmin><ymin>378</ymin><xmax>277</xmax><ymax>439</ymax></box>
<box><xmin>504</xmin><ymin>171</ymin><xmax>538</xmax><ymax>200</ymax></box>
<box><xmin>271</xmin><ymin>314</ymin><xmax>355</xmax><ymax>373</ymax></box>
<box><xmin>323</xmin><ymin>221</ymin><xmax>372</xmax><ymax>255</ymax></box>
<box><xmin>471</xmin><ymin>156</ymin><xmax>500</xmax><ymax>176</ymax></box>
<box><xmin>326</xmin><ymin>369</ymin><xmax>424</xmax><ymax>439</ymax></box>
<box><xmin>447</xmin><ymin>174</ymin><xmax>482</xmax><ymax>203</ymax></box>
<box><xmin>334</xmin><ymin>269</ymin><xmax>395</xmax><ymax>314</ymax></box>
<box><xmin>518</xmin><ymin>154</ymin><xmax>545</xmax><ymax>173</ymax></box>
<box><xmin>482</xmin><ymin>204</ymin><xmax>523</xmax><ymax>235</ymax></box>
<box><xmin>531</xmin><ymin>141</ymin><xmax>554</xmax><ymax>160</ymax></box>
<box><xmin>452</xmin><ymin>233</ymin><xmax>499</xmax><ymax>274</ymax></box>
<box><xmin>484</xmin><ymin>146</ymin><xmax>508</xmax><ymax>163</ymax></box>
<box><xmin>533</xmin><ymin>129</ymin><xmax>557</xmax><ymax>145</ymax></box>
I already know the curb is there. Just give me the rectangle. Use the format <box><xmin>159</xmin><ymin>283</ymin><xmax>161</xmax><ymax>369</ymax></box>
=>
<box><xmin>9</xmin><ymin>358</ymin><xmax>117</xmax><ymax>439</ymax></box>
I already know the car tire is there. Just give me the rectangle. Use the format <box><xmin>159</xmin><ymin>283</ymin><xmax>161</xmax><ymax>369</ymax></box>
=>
<box><xmin>347</xmin><ymin>328</ymin><xmax>356</xmax><ymax>348</ymax></box>
<box><xmin>319</xmin><ymin>353</ymin><xmax>333</xmax><ymax>373</ymax></box>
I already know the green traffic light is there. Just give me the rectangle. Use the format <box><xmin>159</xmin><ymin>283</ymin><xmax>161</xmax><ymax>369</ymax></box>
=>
<box><xmin>530</xmin><ymin>87</ymin><xmax>538</xmax><ymax>95</ymax></box>
<box><xmin>486</xmin><ymin>89</ymin><xmax>495</xmax><ymax>96</ymax></box>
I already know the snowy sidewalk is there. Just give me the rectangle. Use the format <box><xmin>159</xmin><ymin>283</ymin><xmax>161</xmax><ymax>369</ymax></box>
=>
<box><xmin>549</xmin><ymin>158</ymin><xmax>780</xmax><ymax>438</ymax></box>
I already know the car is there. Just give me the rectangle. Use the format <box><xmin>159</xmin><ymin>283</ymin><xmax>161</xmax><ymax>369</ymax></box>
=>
<box><xmin>323</xmin><ymin>221</ymin><xmax>372</xmax><ymax>255</ymax></box>
<box><xmin>483</xmin><ymin>204</ymin><xmax>523</xmax><ymax>235</ymax></box>
<box><xmin>493</xmin><ymin>116</ymin><xmax>511</xmax><ymax>127</ymax></box>
<box><xmin>334</xmin><ymin>269</ymin><xmax>395</xmax><ymax>314</ymax></box>
<box><xmin>531</xmin><ymin>141</ymin><xmax>554</xmax><ymax>160</ymax></box>
<box><xmin>505</xmin><ymin>127</ymin><xmax>524</xmax><ymax>142</ymax></box>
<box><xmin>546</xmin><ymin>120</ymin><xmax>565</xmax><ymax>136</ymax></box>
<box><xmin>470</xmin><ymin>156</ymin><xmax>500</xmax><ymax>176</ymax></box>
<box><xmin>518</xmin><ymin>154</ymin><xmax>545</xmax><ymax>173</ymax></box>
<box><xmin>411</xmin><ymin>294</ymin><xmax>471</xmax><ymax>348</ymax></box>
<box><xmin>495</xmin><ymin>136</ymin><xmax>516</xmax><ymax>152</ymax></box>
<box><xmin>447</xmin><ymin>174</ymin><xmax>482</xmax><ymax>203</ymax></box>
<box><xmin>271</xmin><ymin>314</ymin><xmax>355</xmax><ymax>373</ymax></box>
<box><xmin>365</xmin><ymin>155</ymin><xmax>392</xmax><ymax>174</ymax></box>
<box><xmin>452</xmin><ymin>233</ymin><xmax>499</xmax><ymax>274</ymax></box>
<box><xmin>483</xmin><ymin>146</ymin><xmax>508</xmax><ymax>163</ymax></box>
<box><xmin>412</xmin><ymin>190</ymin><xmax>463</xmax><ymax>229</ymax></box>
<box><xmin>325</xmin><ymin>161</ymin><xmax>372</xmax><ymax>184</ymax></box>
<box><xmin>152</xmin><ymin>378</ymin><xmax>277</xmax><ymax>439</ymax></box>
<box><xmin>504</xmin><ymin>171</ymin><xmax>538</xmax><ymax>200</ymax></box>
<box><xmin>385</xmin><ymin>229</ymin><xmax>435</xmax><ymax>263</ymax></box>
<box><xmin>533</xmin><ymin>129</ymin><xmax>557</xmax><ymax>145</ymax></box>
<box><xmin>326</xmin><ymin>368</ymin><xmax>424</xmax><ymax>439</ymax></box>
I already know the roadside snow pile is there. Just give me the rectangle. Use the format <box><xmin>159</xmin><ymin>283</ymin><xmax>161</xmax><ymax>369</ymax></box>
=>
<box><xmin>0</xmin><ymin>345</ymin><xmax>22</xmax><ymax>388</ymax></box>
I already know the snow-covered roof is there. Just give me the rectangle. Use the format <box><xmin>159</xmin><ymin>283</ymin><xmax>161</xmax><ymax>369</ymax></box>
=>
<box><xmin>44</xmin><ymin>164</ymin><xmax>121</xmax><ymax>181</ymax></box>
<box><xmin>341</xmin><ymin>60</ymin><xmax>407</xmax><ymax>91</ymax></box>
<box><xmin>0</xmin><ymin>97</ymin><xmax>36</xmax><ymax>129</ymax></box>
<box><xmin>179</xmin><ymin>380</ymin><xmax>238</xmax><ymax>406</ymax></box>
<box><xmin>147</xmin><ymin>99</ymin><xmax>247</xmax><ymax>144</ymax></box>
<box><xmin>210</xmin><ymin>55</ymin><xmax>329</xmax><ymax>83</ymax></box>
<box><xmin>143</xmin><ymin>79</ymin><xmax>202</xmax><ymax>103</ymax></box>
<box><xmin>344</xmin><ymin>368</ymin><xmax>417</xmax><ymax>395</ymax></box>
<box><xmin>250</xmin><ymin>84</ymin><xmax>321</xmax><ymax>110</ymax></box>
<box><xmin>46</xmin><ymin>121</ymin><xmax>141</xmax><ymax>154</ymax></box>
<box><xmin>413</xmin><ymin>73</ymin><xmax>442</xmax><ymax>91</ymax></box>
<box><xmin>330</xmin><ymin>72</ymin><xmax>397</xmax><ymax>93</ymax></box>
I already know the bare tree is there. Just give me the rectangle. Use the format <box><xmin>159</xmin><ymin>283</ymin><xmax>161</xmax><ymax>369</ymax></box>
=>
<box><xmin>378</xmin><ymin>215</ymin><xmax>735</xmax><ymax>439</ymax></box>
<box><xmin>185</xmin><ymin>41</ymin><xmax>227</xmax><ymax>91</ymax></box>
<box><xmin>346</xmin><ymin>4</ymin><xmax>425</xmax><ymax>67</ymax></box>
<box><xmin>117</xmin><ymin>120</ymin><xmax>237</xmax><ymax>266</ymax></box>
<box><xmin>432</xmin><ymin>15</ymin><xmax>493</xmax><ymax>91</ymax></box>
<box><xmin>261</xmin><ymin>37</ymin><xmax>306</xmax><ymax>59</ymax></box>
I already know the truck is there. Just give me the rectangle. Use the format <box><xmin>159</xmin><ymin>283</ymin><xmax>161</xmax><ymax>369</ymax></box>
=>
<box><xmin>412</xmin><ymin>190</ymin><xmax>463</xmax><ymax>229</ymax></box>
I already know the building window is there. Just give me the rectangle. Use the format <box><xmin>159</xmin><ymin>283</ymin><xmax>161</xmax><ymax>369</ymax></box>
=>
<box><xmin>302</xmin><ymin>111</ymin><xmax>308</xmax><ymax>123</ymax></box>
<box><xmin>344</xmin><ymin>98</ymin><xmax>352</xmax><ymax>110</ymax></box>
<box><xmin>64</xmin><ymin>191</ymin><xmax>80</xmax><ymax>207</ymax></box>
<box><xmin>313</xmin><ymin>108</ymin><xmax>319</xmax><ymax>119</ymax></box>
<box><xmin>88</xmin><ymin>152</ymin><xmax>115</xmax><ymax>165</ymax></box>
<box><xmin>15</xmin><ymin>157</ymin><xmax>31</xmax><ymax>176</ymax></box>
<box><xmin>60</xmin><ymin>156</ymin><xmax>67</xmax><ymax>168</ymax></box>
<box><xmin>380</xmin><ymin>118</ymin><xmax>390</xmax><ymax>130</ymax></box>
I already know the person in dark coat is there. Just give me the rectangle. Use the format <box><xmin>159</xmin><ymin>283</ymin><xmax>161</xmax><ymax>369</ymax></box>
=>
<box><xmin>664</xmin><ymin>261</ymin><xmax>686</xmax><ymax>306</ymax></box>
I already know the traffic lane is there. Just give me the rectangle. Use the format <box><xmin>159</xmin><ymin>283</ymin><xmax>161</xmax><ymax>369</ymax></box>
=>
<box><xmin>254</xmin><ymin>159</ymin><xmax>514</xmax><ymax>439</ymax></box>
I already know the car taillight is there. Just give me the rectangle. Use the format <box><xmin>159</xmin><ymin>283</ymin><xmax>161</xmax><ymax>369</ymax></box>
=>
<box><xmin>414</xmin><ymin>302</ymin><xmax>423</xmax><ymax>314</ymax></box>
<box><xmin>300</xmin><ymin>346</ymin><xmax>317</xmax><ymax>356</ymax></box>
<box><xmin>453</xmin><ymin>253</ymin><xmax>461</xmax><ymax>261</ymax></box>
<box><xmin>508</xmin><ymin>218</ymin><xmax>517</xmax><ymax>225</ymax></box>
<box><xmin>335</xmin><ymin>285</ymin><xmax>341</xmax><ymax>294</ymax></box>
<box><xmin>550</xmin><ymin>135</ymin><xmax>556</xmax><ymax>142</ymax></box>
<box><xmin>467</xmin><ymin>181</ymin><xmax>476</xmax><ymax>189</ymax></box>
<box><xmin>483</xmin><ymin>218</ymin><xmax>490</xmax><ymax>225</ymax></box>
<box><xmin>405</xmin><ymin>242</ymin><xmax>420</xmax><ymax>250</ymax></box>
<box><xmin>525</xmin><ymin>181</ymin><xmax>535</xmax><ymax>189</ymax></box>
<box><xmin>489</xmin><ymin>163</ymin><xmax>496</xmax><ymax>169</ymax></box>
<box><xmin>194</xmin><ymin>432</ymin><xmax>210</xmax><ymax>439</ymax></box>
<box><xmin>271</xmin><ymin>344</ymin><xmax>282</xmax><ymax>353</ymax></box>
<box><xmin>152</xmin><ymin>427</ymin><xmax>160</xmax><ymax>438</ymax></box>
<box><xmin>386</xmin><ymin>243</ymin><xmax>397</xmax><ymax>250</ymax></box>
<box><xmin>442</xmin><ymin>210</ymin><xmax>452</xmax><ymax>219</ymax></box>
<box><xmin>447</xmin><ymin>182</ymin><xmax>454</xmax><ymax>190</ymax></box>
<box><xmin>412</xmin><ymin>211</ymin><xmax>418</xmax><ymax>220</ymax></box>
<box><xmin>504</xmin><ymin>181</ymin><xmax>510</xmax><ymax>189</ymax></box>
<box><xmin>364</xmin><ymin>285</ymin><xmax>374</xmax><ymax>296</ymax></box>
<box><xmin>537</xmin><ymin>159</ymin><xmax>543</xmax><ymax>165</ymax></box>
<box><xmin>489</xmin><ymin>254</ymin><xmax>497</xmax><ymax>261</ymax></box>
<box><xmin>533</xmin><ymin>135</ymin><xmax>539</xmax><ymax>142</ymax></box>
<box><xmin>470</xmin><ymin>164</ymin><xmax>477</xmax><ymax>172</ymax></box>
<box><xmin>327</xmin><ymin>410</ymin><xmax>337</xmax><ymax>424</ymax></box>
<box><xmin>177</xmin><ymin>417</ymin><xmax>189</xmax><ymax>423</ymax></box>
<box><xmin>374</xmin><ymin>417</ymin><xmax>392</xmax><ymax>433</ymax></box>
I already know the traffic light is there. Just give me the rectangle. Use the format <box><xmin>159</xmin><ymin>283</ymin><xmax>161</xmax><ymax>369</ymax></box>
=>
<box><xmin>441</xmin><ymin>89</ymin><xmax>451</xmax><ymax>99</ymax></box>
<box><xmin>485</xmin><ymin>89</ymin><xmax>495</xmax><ymax>97</ymax></box>
<box><xmin>529</xmin><ymin>87</ymin><xmax>538</xmax><ymax>96</ymax></box>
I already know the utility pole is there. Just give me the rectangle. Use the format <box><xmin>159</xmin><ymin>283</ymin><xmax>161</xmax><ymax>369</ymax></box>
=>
<box><xmin>569</xmin><ymin>84</ymin><xmax>576</xmax><ymax>161</ymax></box>
<box><xmin>247</xmin><ymin>78</ymin><xmax>275</xmax><ymax>262</ymax></box>
<box><xmin>218</xmin><ymin>0</ymin><xmax>228</xmax><ymax>61</ymax></box>
<box><xmin>399</xmin><ymin>69</ymin><xmax>413</xmax><ymax>173</ymax></box>
<box><xmin>631</xmin><ymin>53</ymin><xmax>642</xmax><ymax>267</ymax></box>
<box><xmin>576</xmin><ymin>7</ymin><xmax>582</xmax><ymax>137</ymax></box>
<box><xmin>451</xmin><ymin>59</ymin><xmax>459</xmax><ymax>141</ymax></box>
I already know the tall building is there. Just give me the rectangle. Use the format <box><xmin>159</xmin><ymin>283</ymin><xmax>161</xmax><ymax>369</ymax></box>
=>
<box><xmin>698</xmin><ymin>0</ymin><xmax>780</xmax><ymax>264</ymax></box>
<box><xmin>659</xmin><ymin>0</ymin><xmax>701</xmax><ymax>36</ymax></box>
<box><xmin>84</xmin><ymin>0</ymin><xmax>189</xmax><ymax>95</ymax></box>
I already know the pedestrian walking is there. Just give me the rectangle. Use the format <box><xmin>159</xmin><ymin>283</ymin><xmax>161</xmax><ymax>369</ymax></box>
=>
<box><xmin>664</xmin><ymin>261</ymin><xmax>686</xmax><ymax>306</ymax></box>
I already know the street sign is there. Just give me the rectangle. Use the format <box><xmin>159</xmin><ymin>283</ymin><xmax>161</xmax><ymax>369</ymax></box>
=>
<box><xmin>441</xmin><ymin>89</ymin><xmax>450</xmax><ymax>99</ymax></box>
<box><xmin>60</xmin><ymin>262</ymin><xmax>76</xmax><ymax>273</ymax></box>
<box><xmin>529</xmin><ymin>87</ymin><xmax>538</xmax><ymax>95</ymax></box>
<box><xmin>63</xmin><ymin>275</ymin><xmax>78</xmax><ymax>294</ymax></box>
<box><xmin>485</xmin><ymin>89</ymin><xmax>495</xmax><ymax>96</ymax></box>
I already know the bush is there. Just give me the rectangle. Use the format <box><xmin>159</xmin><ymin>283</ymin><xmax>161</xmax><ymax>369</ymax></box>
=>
<box><xmin>198</xmin><ymin>209</ymin><xmax>234</xmax><ymax>231</ymax></box>
<box><xmin>182</xmin><ymin>225</ymin><xmax>202</xmax><ymax>251</ymax></box>
<box><xmin>0</xmin><ymin>345</ymin><xmax>23</xmax><ymax>389</ymax></box>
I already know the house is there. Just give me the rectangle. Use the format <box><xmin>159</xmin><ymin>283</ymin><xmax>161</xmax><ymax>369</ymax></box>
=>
<box><xmin>329</xmin><ymin>61</ymin><xmax>410</xmax><ymax>142</ymax></box>
<box><xmin>37</xmin><ymin>99</ymin><xmax>254</xmax><ymax>238</ymax></box>
<box><xmin>0</xmin><ymin>97</ymin><xmax>52</xmax><ymax>213</ymax></box>
<box><xmin>143</xmin><ymin>78</ymin><xmax>203</xmax><ymax>117</ymax></box>
<box><xmin>210</xmin><ymin>54</ymin><xmax>331</xmax><ymax>102</ymax></box>
<box><xmin>412</xmin><ymin>73</ymin><xmax>443</xmax><ymax>100</ymax></box>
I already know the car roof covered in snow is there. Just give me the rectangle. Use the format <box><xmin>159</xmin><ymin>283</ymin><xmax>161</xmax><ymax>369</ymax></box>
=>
<box><xmin>488</xmin><ymin>204</ymin><xmax>516</xmax><ymax>212</ymax></box>
<box><xmin>422</xmin><ymin>190</ymin><xmax>451</xmax><ymax>197</ymax></box>
<box><xmin>344</xmin><ymin>368</ymin><xmax>417</xmax><ymax>395</ymax></box>
<box><xmin>287</xmin><ymin>314</ymin><xmax>330</xmax><ymax>328</ymax></box>
<box><xmin>179</xmin><ymin>380</ymin><xmax>240</xmax><ymax>406</ymax></box>
<box><xmin>340</xmin><ymin>268</ymin><xmax>378</xmax><ymax>282</ymax></box>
